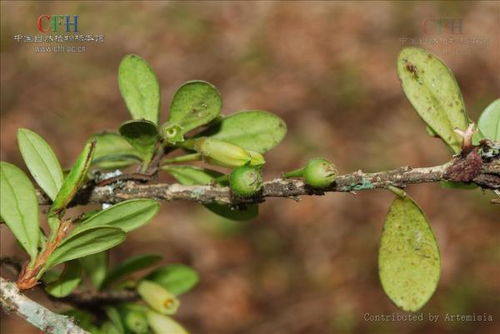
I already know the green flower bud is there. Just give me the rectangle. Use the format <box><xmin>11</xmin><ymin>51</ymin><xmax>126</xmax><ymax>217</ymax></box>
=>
<box><xmin>230</xmin><ymin>165</ymin><xmax>263</xmax><ymax>197</ymax></box>
<box><xmin>195</xmin><ymin>137</ymin><xmax>251</xmax><ymax>167</ymax></box>
<box><xmin>122</xmin><ymin>308</ymin><xmax>149</xmax><ymax>334</ymax></box>
<box><xmin>161</xmin><ymin>123</ymin><xmax>184</xmax><ymax>144</ymax></box>
<box><xmin>247</xmin><ymin>150</ymin><xmax>265</xmax><ymax>166</ymax></box>
<box><xmin>303</xmin><ymin>158</ymin><xmax>337</xmax><ymax>188</ymax></box>
<box><xmin>100</xmin><ymin>321</ymin><xmax>121</xmax><ymax>334</ymax></box>
<box><xmin>137</xmin><ymin>280</ymin><xmax>180</xmax><ymax>315</ymax></box>
<box><xmin>146</xmin><ymin>310</ymin><xmax>188</xmax><ymax>334</ymax></box>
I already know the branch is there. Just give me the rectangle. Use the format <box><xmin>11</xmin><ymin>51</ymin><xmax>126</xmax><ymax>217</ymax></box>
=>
<box><xmin>0</xmin><ymin>277</ymin><xmax>89</xmax><ymax>334</ymax></box>
<box><xmin>35</xmin><ymin>159</ymin><xmax>499</xmax><ymax>206</ymax></box>
<box><xmin>58</xmin><ymin>289</ymin><xmax>139</xmax><ymax>308</ymax></box>
<box><xmin>0</xmin><ymin>257</ymin><xmax>138</xmax><ymax>310</ymax></box>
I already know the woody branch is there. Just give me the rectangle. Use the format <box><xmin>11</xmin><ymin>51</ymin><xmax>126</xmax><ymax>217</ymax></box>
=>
<box><xmin>34</xmin><ymin>158</ymin><xmax>499</xmax><ymax>207</ymax></box>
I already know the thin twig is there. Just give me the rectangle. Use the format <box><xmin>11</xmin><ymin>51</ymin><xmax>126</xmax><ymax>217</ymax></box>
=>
<box><xmin>58</xmin><ymin>289</ymin><xmax>139</xmax><ymax>308</ymax></box>
<box><xmin>0</xmin><ymin>257</ymin><xmax>139</xmax><ymax>308</ymax></box>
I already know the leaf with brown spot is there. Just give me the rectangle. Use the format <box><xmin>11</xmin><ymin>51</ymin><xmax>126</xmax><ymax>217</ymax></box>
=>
<box><xmin>398</xmin><ymin>47</ymin><xmax>469</xmax><ymax>153</ymax></box>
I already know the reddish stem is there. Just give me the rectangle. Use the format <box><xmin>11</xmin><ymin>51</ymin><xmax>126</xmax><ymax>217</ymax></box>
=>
<box><xmin>16</xmin><ymin>219</ymin><xmax>72</xmax><ymax>290</ymax></box>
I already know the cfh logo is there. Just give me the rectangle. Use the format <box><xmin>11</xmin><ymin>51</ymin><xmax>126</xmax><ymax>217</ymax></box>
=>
<box><xmin>37</xmin><ymin>15</ymin><xmax>78</xmax><ymax>33</ymax></box>
<box><xmin>422</xmin><ymin>18</ymin><xmax>463</xmax><ymax>35</ymax></box>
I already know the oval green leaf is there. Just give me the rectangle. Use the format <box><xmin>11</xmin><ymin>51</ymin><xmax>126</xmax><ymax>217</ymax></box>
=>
<box><xmin>17</xmin><ymin>129</ymin><xmax>64</xmax><ymax>201</ymax></box>
<box><xmin>102</xmin><ymin>254</ymin><xmax>162</xmax><ymax>288</ymax></box>
<box><xmin>45</xmin><ymin>260</ymin><xmax>82</xmax><ymax>297</ymax></box>
<box><xmin>50</xmin><ymin>140</ymin><xmax>96</xmax><ymax>214</ymax></box>
<box><xmin>378</xmin><ymin>195</ymin><xmax>441</xmax><ymax>312</ymax></box>
<box><xmin>163</xmin><ymin>165</ymin><xmax>258</xmax><ymax>221</ymax></box>
<box><xmin>397</xmin><ymin>47</ymin><xmax>469</xmax><ymax>153</ymax></box>
<box><xmin>201</xmin><ymin>110</ymin><xmax>287</xmax><ymax>153</ymax></box>
<box><xmin>45</xmin><ymin>226</ymin><xmax>126</xmax><ymax>270</ymax></box>
<box><xmin>119</xmin><ymin>120</ymin><xmax>158</xmax><ymax>165</ymax></box>
<box><xmin>80</xmin><ymin>251</ymin><xmax>108</xmax><ymax>289</ymax></box>
<box><xmin>118</xmin><ymin>54</ymin><xmax>160</xmax><ymax>125</ymax></box>
<box><xmin>0</xmin><ymin>162</ymin><xmax>41</xmax><ymax>261</ymax></box>
<box><xmin>164</xmin><ymin>80</ymin><xmax>222</xmax><ymax>141</ymax></box>
<box><xmin>73</xmin><ymin>199</ymin><xmax>160</xmax><ymax>234</ymax></box>
<box><xmin>146</xmin><ymin>264</ymin><xmax>199</xmax><ymax>296</ymax></box>
<box><xmin>478</xmin><ymin>99</ymin><xmax>500</xmax><ymax>142</ymax></box>
<box><xmin>92</xmin><ymin>132</ymin><xmax>142</xmax><ymax>169</ymax></box>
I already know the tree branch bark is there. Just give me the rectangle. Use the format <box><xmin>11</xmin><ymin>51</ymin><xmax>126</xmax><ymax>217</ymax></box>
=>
<box><xmin>0</xmin><ymin>277</ymin><xmax>89</xmax><ymax>334</ymax></box>
<box><xmin>35</xmin><ymin>159</ymin><xmax>499</xmax><ymax>207</ymax></box>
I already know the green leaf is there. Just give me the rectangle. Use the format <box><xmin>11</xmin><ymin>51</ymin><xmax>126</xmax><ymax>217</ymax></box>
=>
<box><xmin>204</xmin><ymin>203</ymin><xmax>258</xmax><ymax>221</ymax></box>
<box><xmin>440</xmin><ymin>181</ymin><xmax>477</xmax><ymax>190</ymax></box>
<box><xmin>48</xmin><ymin>216</ymin><xmax>60</xmax><ymax>233</ymax></box>
<box><xmin>92</xmin><ymin>132</ymin><xmax>142</xmax><ymax>169</ymax></box>
<box><xmin>80</xmin><ymin>251</ymin><xmax>108</xmax><ymax>289</ymax></box>
<box><xmin>201</xmin><ymin>110</ymin><xmax>287</xmax><ymax>153</ymax></box>
<box><xmin>0</xmin><ymin>162</ymin><xmax>40</xmax><ymax>261</ymax></box>
<box><xmin>118</xmin><ymin>54</ymin><xmax>160</xmax><ymax>124</ymax></box>
<box><xmin>119</xmin><ymin>120</ymin><xmax>158</xmax><ymax>165</ymax></box>
<box><xmin>162</xmin><ymin>80</ymin><xmax>222</xmax><ymax>142</ymax></box>
<box><xmin>45</xmin><ymin>226</ymin><xmax>126</xmax><ymax>270</ymax></box>
<box><xmin>378</xmin><ymin>195</ymin><xmax>441</xmax><ymax>312</ymax></box>
<box><xmin>146</xmin><ymin>264</ymin><xmax>199</xmax><ymax>296</ymax></box>
<box><xmin>146</xmin><ymin>311</ymin><xmax>188</xmax><ymax>334</ymax></box>
<box><xmin>17</xmin><ymin>129</ymin><xmax>64</xmax><ymax>201</ymax></box>
<box><xmin>104</xmin><ymin>307</ymin><xmax>125</xmax><ymax>334</ymax></box>
<box><xmin>478</xmin><ymin>99</ymin><xmax>500</xmax><ymax>141</ymax></box>
<box><xmin>425</xmin><ymin>126</ymin><xmax>438</xmax><ymax>137</ymax></box>
<box><xmin>64</xmin><ymin>309</ymin><xmax>99</xmax><ymax>333</ymax></box>
<box><xmin>50</xmin><ymin>140</ymin><xmax>96</xmax><ymax>214</ymax></box>
<box><xmin>45</xmin><ymin>260</ymin><xmax>82</xmax><ymax>297</ymax></box>
<box><xmin>397</xmin><ymin>47</ymin><xmax>469</xmax><ymax>153</ymax></box>
<box><xmin>164</xmin><ymin>165</ymin><xmax>258</xmax><ymax>221</ymax></box>
<box><xmin>41</xmin><ymin>268</ymin><xmax>61</xmax><ymax>285</ymax></box>
<box><xmin>73</xmin><ymin>199</ymin><xmax>160</xmax><ymax>234</ymax></box>
<box><xmin>102</xmin><ymin>254</ymin><xmax>162</xmax><ymax>288</ymax></box>
<box><xmin>164</xmin><ymin>165</ymin><xmax>221</xmax><ymax>184</ymax></box>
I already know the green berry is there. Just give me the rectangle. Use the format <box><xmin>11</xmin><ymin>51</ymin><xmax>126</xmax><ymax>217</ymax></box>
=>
<box><xmin>229</xmin><ymin>166</ymin><xmax>263</xmax><ymax>197</ymax></box>
<box><xmin>303</xmin><ymin>158</ymin><xmax>337</xmax><ymax>188</ymax></box>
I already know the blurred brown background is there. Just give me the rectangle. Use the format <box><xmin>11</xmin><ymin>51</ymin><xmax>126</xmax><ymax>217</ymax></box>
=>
<box><xmin>1</xmin><ymin>1</ymin><xmax>499</xmax><ymax>333</ymax></box>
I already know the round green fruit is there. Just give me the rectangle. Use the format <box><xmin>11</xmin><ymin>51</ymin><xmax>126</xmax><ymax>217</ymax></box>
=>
<box><xmin>229</xmin><ymin>166</ymin><xmax>263</xmax><ymax>197</ymax></box>
<box><xmin>303</xmin><ymin>158</ymin><xmax>337</xmax><ymax>188</ymax></box>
